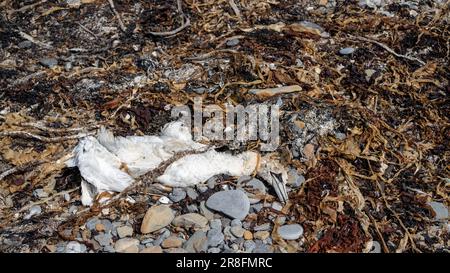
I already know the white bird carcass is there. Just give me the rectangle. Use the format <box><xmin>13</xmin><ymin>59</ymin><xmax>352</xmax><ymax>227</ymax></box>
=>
<box><xmin>69</xmin><ymin>120</ymin><xmax>289</xmax><ymax>206</ymax></box>
<box><xmin>67</xmin><ymin>120</ymin><xmax>207</xmax><ymax>206</ymax></box>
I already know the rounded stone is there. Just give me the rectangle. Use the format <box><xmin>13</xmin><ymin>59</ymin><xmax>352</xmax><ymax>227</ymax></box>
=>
<box><xmin>140</xmin><ymin>205</ymin><xmax>175</xmax><ymax>234</ymax></box>
<box><xmin>277</xmin><ymin>224</ymin><xmax>304</xmax><ymax>240</ymax></box>
<box><xmin>206</xmin><ymin>190</ymin><xmax>250</xmax><ymax>220</ymax></box>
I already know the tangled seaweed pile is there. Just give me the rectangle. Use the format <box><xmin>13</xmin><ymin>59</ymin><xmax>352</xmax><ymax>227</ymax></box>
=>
<box><xmin>0</xmin><ymin>0</ymin><xmax>448</xmax><ymax>253</ymax></box>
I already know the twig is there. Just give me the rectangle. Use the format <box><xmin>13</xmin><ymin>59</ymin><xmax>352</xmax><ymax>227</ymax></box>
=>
<box><xmin>349</xmin><ymin>34</ymin><xmax>425</xmax><ymax>66</ymax></box>
<box><xmin>148</xmin><ymin>0</ymin><xmax>190</xmax><ymax>37</ymax></box>
<box><xmin>0</xmin><ymin>161</ymin><xmax>44</xmax><ymax>181</ymax></box>
<box><xmin>7</xmin><ymin>0</ymin><xmax>47</xmax><ymax>16</ymax></box>
<box><xmin>228</xmin><ymin>0</ymin><xmax>242</xmax><ymax>21</ymax></box>
<box><xmin>77</xmin><ymin>23</ymin><xmax>99</xmax><ymax>39</ymax></box>
<box><xmin>17</xmin><ymin>31</ymin><xmax>53</xmax><ymax>49</ymax></box>
<box><xmin>18</xmin><ymin>187</ymin><xmax>80</xmax><ymax>213</ymax></box>
<box><xmin>0</xmin><ymin>131</ymin><xmax>94</xmax><ymax>142</ymax></box>
<box><xmin>19</xmin><ymin>122</ymin><xmax>100</xmax><ymax>134</ymax></box>
<box><xmin>107</xmin><ymin>0</ymin><xmax>127</xmax><ymax>32</ymax></box>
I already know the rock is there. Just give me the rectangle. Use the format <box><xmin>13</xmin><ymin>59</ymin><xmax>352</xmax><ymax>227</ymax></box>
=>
<box><xmin>116</xmin><ymin>226</ymin><xmax>133</xmax><ymax>238</ymax></box>
<box><xmin>335</xmin><ymin>132</ymin><xmax>347</xmax><ymax>140</ymax></box>
<box><xmin>209</xmin><ymin>219</ymin><xmax>222</xmax><ymax>230</ymax></box>
<box><xmin>223</xmin><ymin>226</ymin><xmax>236</xmax><ymax>240</ymax></box>
<box><xmin>253</xmin><ymin>240</ymin><xmax>273</xmax><ymax>253</ymax></box>
<box><xmin>66</xmin><ymin>0</ymin><xmax>81</xmax><ymax>8</ymax></box>
<box><xmin>166</xmin><ymin>248</ymin><xmax>188</xmax><ymax>253</ymax></box>
<box><xmin>206</xmin><ymin>190</ymin><xmax>250</xmax><ymax>220</ymax></box>
<box><xmin>186</xmin><ymin>188</ymin><xmax>198</xmax><ymax>200</ymax></box>
<box><xmin>272</xmin><ymin>202</ymin><xmax>283</xmax><ymax>211</ymax></box>
<box><xmin>94</xmin><ymin>233</ymin><xmax>112</xmax><ymax>247</ymax></box>
<box><xmin>253</xmin><ymin>223</ymin><xmax>271</xmax><ymax>231</ymax></box>
<box><xmin>169</xmin><ymin>188</ymin><xmax>186</xmax><ymax>202</ymax></box>
<box><xmin>184</xmin><ymin>230</ymin><xmax>208</xmax><ymax>253</ymax></box>
<box><xmin>24</xmin><ymin>205</ymin><xmax>42</xmax><ymax>220</ymax></box>
<box><xmin>114</xmin><ymin>238</ymin><xmax>140</xmax><ymax>253</ymax></box>
<box><xmin>187</xmin><ymin>204</ymin><xmax>199</xmax><ymax>213</ymax></box>
<box><xmin>161</xmin><ymin>236</ymin><xmax>183</xmax><ymax>249</ymax></box>
<box><xmin>158</xmin><ymin>196</ymin><xmax>171</xmax><ymax>204</ymax></box>
<box><xmin>65</xmin><ymin>241</ymin><xmax>86</xmax><ymax>253</ymax></box>
<box><xmin>18</xmin><ymin>41</ymin><xmax>32</xmax><ymax>48</ymax></box>
<box><xmin>39</xmin><ymin>58</ymin><xmax>58</xmax><ymax>68</ymax></box>
<box><xmin>207</xmin><ymin>229</ymin><xmax>224</xmax><ymax>247</ymax></box>
<box><xmin>251</xmin><ymin>203</ymin><xmax>263</xmax><ymax>213</ymax></box>
<box><xmin>208</xmin><ymin>247</ymin><xmax>221</xmax><ymax>253</ymax></box>
<box><xmin>64</xmin><ymin>62</ymin><xmax>72</xmax><ymax>71</ymax></box>
<box><xmin>359</xmin><ymin>0</ymin><xmax>383</xmax><ymax>8</ymax></box>
<box><xmin>230</xmin><ymin>226</ymin><xmax>245</xmax><ymax>238</ymax></box>
<box><xmin>339</xmin><ymin>47</ymin><xmax>355</xmax><ymax>55</ymax></box>
<box><xmin>141</xmin><ymin>205</ymin><xmax>174</xmax><ymax>234</ymax></box>
<box><xmin>172</xmin><ymin>213</ymin><xmax>208</xmax><ymax>229</ymax></box>
<box><xmin>100</xmin><ymin>219</ymin><xmax>113</xmax><ymax>234</ymax></box>
<box><xmin>33</xmin><ymin>189</ymin><xmax>48</xmax><ymax>199</ymax></box>
<box><xmin>277</xmin><ymin>224</ymin><xmax>304</xmax><ymax>240</ymax></box>
<box><xmin>231</xmin><ymin>219</ymin><xmax>242</xmax><ymax>227</ymax></box>
<box><xmin>244</xmin><ymin>240</ymin><xmax>256</xmax><ymax>253</ymax></box>
<box><xmin>197</xmin><ymin>185</ymin><xmax>208</xmax><ymax>193</ymax></box>
<box><xmin>254</xmin><ymin>231</ymin><xmax>270</xmax><ymax>240</ymax></box>
<box><xmin>226</xmin><ymin>38</ymin><xmax>240</xmax><ymax>47</ymax></box>
<box><xmin>427</xmin><ymin>201</ymin><xmax>449</xmax><ymax>220</ymax></box>
<box><xmin>140</xmin><ymin>246</ymin><xmax>163</xmax><ymax>253</ymax></box>
<box><xmin>244</xmin><ymin>178</ymin><xmax>267</xmax><ymax>203</ymax></box>
<box><xmin>364</xmin><ymin>69</ymin><xmax>376</xmax><ymax>82</ymax></box>
<box><xmin>287</xmin><ymin>169</ymin><xmax>305</xmax><ymax>188</ymax></box>
<box><xmin>298</xmin><ymin>21</ymin><xmax>330</xmax><ymax>38</ymax></box>
<box><xmin>199</xmin><ymin>201</ymin><xmax>214</xmax><ymax>220</ymax></box>
<box><xmin>85</xmin><ymin>218</ymin><xmax>99</xmax><ymax>230</ymax></box>
<box><xmin>243</xmin><ymin>230</ymin><xmax>253</xmax><ymax>240</ymax></box>
<box><xmin>153</xmin><ymin>229</ymin><xmax>171</xmax><ymax>246</ymax></box>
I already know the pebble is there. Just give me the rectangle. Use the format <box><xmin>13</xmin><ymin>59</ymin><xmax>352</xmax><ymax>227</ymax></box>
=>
<box><xmin>186</xmin><ymin>188</ymin><xmax>198</xmax><ymax>200</ymax></box>
<box><xmin>339</xmin><ymin>47</ymin><xmax>355</xmax><ymax>55</ymax></box>
<box><xmin>253</xmin><ymin>240</ymin><xmax>273</xmax><ymax>253</ymax></box>
<box><xmin>94</xmin><ymin>233</ymin><xmax>112</xmax><ymax>247</ymax></box>
<box><xmin>33</xmin><ymin>189</ymin><xmax>48</xmax><ymax>199</ymax></box>
<box><xmin>244</xmin><ymin>240</ymin><xmax>256</xmax><ymax>253</ymax></box>
<box><xmin>207</xmin><ymin>228</ymin><xmax>224</xmax><ymax>247</ymax></box>
<box><xmin>161</xmin><ymin>236</ymin><xmax>183</xmax><ymax>249</ymax></box>
<box><xmin>287</xmin><ymin>169</ymin><xmax>305</xmax><ymax>188</ymax></box>
<box><xmin>200</xmin><ymin>201</ymin><xmax>215</xmax><ymax>220</ymax></box>
<box><xmin>254</xmin><ymin>231</ymin><xmax>270</xmax><ymax>240</ymax></box>
<box><xmin>370</xmin><ymin>241</ymin><xmax>381</xmax><ymax>253</ymax></box>
<box><xmin>206</xmin><ymin>190</ymin><xmax>250</xmax><ymax>220</ymax></box>
<box><xmin>187</xmin><ymin>204</ymin><xmax>199</xmax><ymax>213</ymax></box>
<box><xmin>141</xmin><ymin>205</ymin><xmax>175</xmax><ymax>234</ymax></box>
<box><xmin>277</xmin><ymin>224</ymin><xmax>304</xmax><ymax>240</ymax></box>
<box><xmin>251</xmin><ymin>203</ymin><xmax>263</xmax><ymax>213</ymax></box>
<box><xmin>172</xmin><ymin>213</ymin><xmax>208</xmax><ymax>229</ymax></box>
<box><xmin>427</xmin><ymin>201</ymin><xmax>448</xmax><ymax>220</ymax></box>
<box><xmin>230</xmin><ymin>226</ymin><xmax>245</xmax><ymax>238</ymax></box>
<box><xmin>253</xmin><ymin>223</ymin><xmax>271</xmax><ymax>231</ymax></box>
<box><xmin>166</xmin><ymin>248</ymin><xmax>188</xmax><ymax>253</ymax></box>
<box><xmin>95</xmin><ymin>223</ymin><xmax>105</xmax><ymax>232</ymax></box>
<box><xmin>116</xmin><ymin>226</ymin><xmax>133</xmax><ymax>238</ymax></box>
<box><xmin>184</xmin><ymin>230</ymin><xmax>208</xmax><ymax>253</ymax></box>
<box><xmin>18</xmin><ymin>41</ymin><xmax>32</xmax><ymax>48</ymax></box>
<box><xmin>197</xmin><ymin>185</ymin><xmax>208</xmax><ymax>193</ymax></box>
<box><xmin>140</xmin><ymin>246</ymin><xmax>162</xmax><ymax>253</ymax></box>
<box><xmin>272</xmin><ymin>202</ymin><xmax>283</xmax><ymax>211</ymax></box>
<box><xmin>158</xmin><ymin>196</ymin><xmax>171</xmax><ymax>204</ymax></box>
<box><xmin>169</xmin><ymin>188</ymin><xmax>186</xmax><ymax>202</ymax></box>
<box><xmin>359</xmin><ymin>0</ymin><xmax>382</xmax><ymax>8</ymax></box>
<box><xmin>245</xmin><ymin>178</ymin><xmax>267</xmax><ymax>204</ymax></box>
<box><xmin>231</xmin><ymin>219</ymin><xmax>242</xmax><ymax>227</ymax></box>
<box><xmin>114</xmin><ymin>238</ymin><xmax>140</xmax><ymax>253</ymax></box>
<box><xmin>24</xmin><ymin>205</ymin><xmax>42</xmax><ymax>220</ymax></box>
<box><xmin>103</xmin><ymin>245</ymin><xmax>116</xmax><ymax>253</ymax></box>
<box><xmin>209</xmin><ymin>219</ymin><xmax>222</xmax><ymax>230</ymax></box>
<box><xmin>153</xmin><ymin>229</ymin><xmax>171</xmax><ymax>246</ymax></box>
<box><xmin>243</xmin><ymin>230</ymin><xmax>253</xmax><ymax>240</ymax></box>
<box><xmin>299</xmin><ymin>21</ymin><xmax>330</xmax><ymax>38</ymax></box>
<box><xmin>226</xmin><ymin>38</ymin><xmax>240</xmax><ymax>47</ymax></box>
<box><xmin>208</xmin><ymin>247</ymin><xmax>221</xmax><ymax>253</ymax></box>
<box><xmin>65</xmin><ymin>241</ymin><xmax>86</xmax><ymax>253</ymax></box>
<box><xmin>223</xmin><ymin>226</ymin><xmax>236</xmax><ymax>240</ymax></box>
<box><xmin>39</xmin><ymin>58</ymin><xmax>58</xmax><ymax>68</ymax></box>
<box><xmin>335</xmin><ymin>132</ymin><xmax>347</xmax><ymax>140</ymax></box>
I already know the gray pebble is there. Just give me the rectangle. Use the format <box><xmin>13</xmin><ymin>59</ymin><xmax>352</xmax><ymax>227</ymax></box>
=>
<box><xmin>18</xmin><ymin>41</ymin><xmax>32</xmax><ymax>48</ymax></box>
<box><xmin>94</xmin><ymin>233</ymin><xmax>112</xmax><ymax>247</ymax></box>
<box><xmin>254</xmin><ymin>223</ymin><xmax>271</xmax><ymax>231</ymax></box>
<box><xmin>206</xmin><ymin>190</ymin><xmax>250</xmax><ymax>220</ymax></box>
<box><xmin>207</xmin><ymin>229</ymin><xmax>224</xmax><ymax>247</ymax></box>
<box><xmin>169</xmin><ymin>188</ymin><xmax>186</xmax><ymax>202</ymax></box>
<box><xmin>39</xmin><ymin>58</ymin><xmax>58</xmax><ymax>68</ymax></box>
<box><xmin>244</xmin><ymin>240</ymin><xmax>256</xmax><ymax>253</ymax></box>
<box><xmin>226</xmin><ymin>38</ymin><xmax>240</xmax><ymax>47</ymax></box>
<box><xmin>200</xmin><ymin>201</ymin><xmax>214</xmax><ymax>220</ymax></box>
<box><xmin>335</xmin><ymin>132</ymin><xmax>347</xmax><ymax>140</ymax></box>
<box><xmin>186</xmin><ymin>188</ymin><xmax>198</xmax><ymax>200</ymax></box>
<box><xmin>231</xmin><ymin>219</ymin><xmax>242</xmax><ymax>227</ymax></box>
<box><xmin>85</xmin><ymin>218</ymin><xmax>99</xmax><ymax>231</ymax></box>
<box><xmin>272</xmin><ymin>202</ymin><xmax>283</xmax><ymax>211</ymax></box>
<box><xmin>197</xmin><ymin>185</ymin><xmax>208</xmax><ymax>193</ymax></box>
<box><xmin>208</xmin><ymin>247</ymin><xmax>221</xmax><ymax>253</ymax></box>
<box><xmin>253</xmin><ymin>240</ymin><xmax>272</xmax><ymax>253</ymax></box>
<box><xmin>187</xmin><ymin>204</ymin><xmax>199</xmax><ymax>213</ymax></box>
<box><xmin>277</xmin><ymin>224</ymin><xmax>304</xmax><ymax>240</ymax></box>
<box><xmin>428</xmin><ymin>201</ymin><xmax>449</xmax><ymax>220</ymax></box>
<box><xmin>24</xmin><ymin>205</ymin><xmax>42</xmax><ymax>220</ymax></box>
<box><xmin>230</xmin><ymin>226</ymin><xmax>245</xmax><ymax>238</ymax></box>
<box><xmin>209</xmin><ymin>219</ymin><xmax>222</xmax><ymax>230</ymax></box>
<box><xmin>339</xmin><ymin>47</ymin><xmax>355</xmax><ymax>55</ymax></box>
<box><xmin>251</xmin><ymin>203</ymin><xmax>263</xmax><ymax>213</ymax></box>
<box><xmin>207</xmin><ymin>177</ymin><xmax>217</xmax><ymax>189</ymax></box>
<box><xmin>184</xmin><ymin>230</ymin><xmax>208</xmax><ymax>253</ymax></box>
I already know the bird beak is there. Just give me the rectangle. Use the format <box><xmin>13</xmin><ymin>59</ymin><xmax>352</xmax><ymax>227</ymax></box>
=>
<box><xmin>269</xmin><ymin>172</ymin><xmax>288</xmax><ymax>204</ymax></box>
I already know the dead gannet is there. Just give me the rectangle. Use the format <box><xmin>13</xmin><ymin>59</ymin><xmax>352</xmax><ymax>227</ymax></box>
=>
<box><xmin>68</xmin><ymin>120</ymin><xmax>207</xmax><ymax>206</ymax></box>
